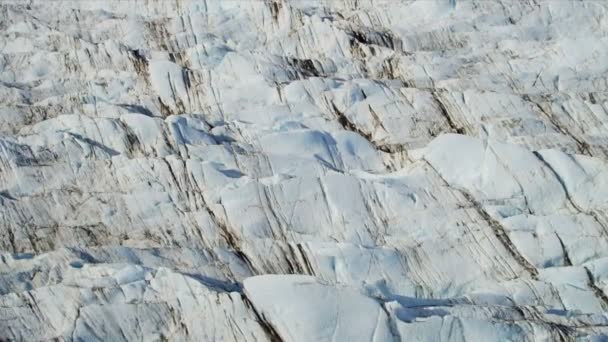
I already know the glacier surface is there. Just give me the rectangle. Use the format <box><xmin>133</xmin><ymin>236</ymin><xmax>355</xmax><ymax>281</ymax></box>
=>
<box><xmin>2</xmin><ymin>0</ymin><xmax>608</xmax><ymax>340</ymax></box>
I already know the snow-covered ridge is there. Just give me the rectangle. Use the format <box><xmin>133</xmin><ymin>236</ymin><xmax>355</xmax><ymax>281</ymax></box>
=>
<box><xmin>2</xmin><ymin>0</ymin><xmax>608</xmax><ymax>340</ymax></box>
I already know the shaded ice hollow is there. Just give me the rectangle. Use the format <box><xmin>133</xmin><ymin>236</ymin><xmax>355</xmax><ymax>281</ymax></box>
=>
<box><xmin>2</xmin><ymin>0</ymin><xmax>608</xmax><ymax>340</ymax></box>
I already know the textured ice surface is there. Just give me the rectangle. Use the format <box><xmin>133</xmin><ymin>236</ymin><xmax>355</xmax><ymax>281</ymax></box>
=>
<box><xmin>2</xmin><ymin>0</ymin><xmax>608</xmax><ymax>340</ymax></box>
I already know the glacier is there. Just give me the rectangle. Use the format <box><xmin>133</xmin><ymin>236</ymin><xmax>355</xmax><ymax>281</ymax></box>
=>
<box><xmin>1</xmin><ymin>0</ymin><xmax>608</xmax><ymax>340</ymax></box>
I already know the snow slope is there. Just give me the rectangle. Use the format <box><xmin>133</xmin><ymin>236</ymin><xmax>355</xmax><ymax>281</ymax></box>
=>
<box><xmin>2</xmin><ymin>0</ymin><xmax>608</xmax><ymax>340</ymax></box>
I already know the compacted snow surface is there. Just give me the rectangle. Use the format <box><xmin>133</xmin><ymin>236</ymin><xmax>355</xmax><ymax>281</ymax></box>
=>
<box><xmin>2</xmin><ymin>0</ymin><xmax>608</xmax><ymax>340</ymax></box>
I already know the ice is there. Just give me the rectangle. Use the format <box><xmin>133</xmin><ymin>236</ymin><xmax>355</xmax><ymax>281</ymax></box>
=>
<box><xmin>243</xmin><ymin>275</ymin><xmax>393</xmax><ymax>342</ymax></box>
<box><xmin>2</xmin><ymin>0</ymin><xmax>608</xmax><ymax>340</ymax></box>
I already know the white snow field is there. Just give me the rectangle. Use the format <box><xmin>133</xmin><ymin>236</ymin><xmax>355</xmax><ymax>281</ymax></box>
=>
<box><xmin>1</xmin><ymin>0</ymin><xmax>608</xmax><ymax>340</ymax></box>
